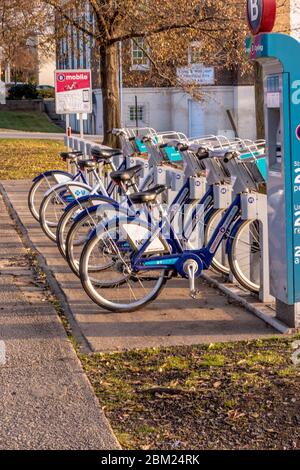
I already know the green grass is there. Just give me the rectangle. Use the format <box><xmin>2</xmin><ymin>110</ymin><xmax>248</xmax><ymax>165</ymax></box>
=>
<box><xmin>0</xmin><ymin>139</ymin><xmax>66</xmax><ymax>179</ymax></box>
<box><xmin>79</xmin><ymin>337</ymin><xmax>300</xmax><ymax>450</ymax></box>
<box><xmin>0</xmin><ymin>110</ymin><xmax>64</xmax><ymax>133</ymax></box>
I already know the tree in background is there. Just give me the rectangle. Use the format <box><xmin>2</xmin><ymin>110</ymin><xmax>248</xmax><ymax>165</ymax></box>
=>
<box><xmin>0</xmin><ymin>0</ymin><xmax>53</xmax><ymax>83</ymax></box>
<box><xmin>46</xmin><ymin>0</ymin><xmax>250</xmax><ymax>146</ymax></box>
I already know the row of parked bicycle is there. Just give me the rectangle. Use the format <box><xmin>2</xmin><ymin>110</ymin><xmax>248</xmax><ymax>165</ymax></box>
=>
<box><xmin>28</xmin><ymin>128</ymin><xmax>267</xmax><ymax>312</ymax></box>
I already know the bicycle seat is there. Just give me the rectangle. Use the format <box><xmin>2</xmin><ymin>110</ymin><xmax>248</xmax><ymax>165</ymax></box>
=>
<box><xmin>60</xmin><ymin>151</ymin><xmax>83</xmax><ymax>161</ymax></box>
<box><xmin>110</xmin><ymin>164</ymin><xmax>143</xmax><ymax>183</ymax></box>
<box><xmin>78</xmin><ymin>159</ymin><xmax>97</xmax><ymax>171</ymax></box>
<box><xmin>130</xmin><ymin>185</ymin><xmax>166</xmax><ymax>204</ymax></box>
<box><xmin>91</xmin><ymin>147</ymin><xmax>123</xmax><ymax>162</ymax></box>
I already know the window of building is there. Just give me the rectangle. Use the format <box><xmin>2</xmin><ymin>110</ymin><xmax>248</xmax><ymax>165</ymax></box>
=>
<box><xmin>189</xmin><ymin>41</ymin><xmax>202</xmax><ymax>65</ymax></box>
<box><xmin>131</xmin><ymin>38</ymin><xmax>150</xmax><ymax>70</ymax></box>
<box><xmin>129</xmin><ymin>104</ymin><xmax>145</xmax><ymax>122</ymax></box>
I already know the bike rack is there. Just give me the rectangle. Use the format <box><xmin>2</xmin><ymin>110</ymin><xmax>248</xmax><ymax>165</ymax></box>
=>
<box><xmin>65</xmin><ymin>129</ymin><xmax>273</xmax><ymax>306</ymax></box>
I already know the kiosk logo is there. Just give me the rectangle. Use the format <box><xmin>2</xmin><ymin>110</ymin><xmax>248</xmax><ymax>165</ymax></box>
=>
<box><xmin>247</xmin><ymin>0</ymin><xmax>276</xmax><ymax>35</ymax></box>
<box><xmin>249</xmin><ymin>0</ymin><xmax>259</xmax><ymax>22</ymax></box>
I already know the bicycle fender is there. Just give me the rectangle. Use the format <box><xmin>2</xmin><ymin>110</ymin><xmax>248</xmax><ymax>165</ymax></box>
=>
<box><xmin>43</xmin><ymin>181</ymin><xmax>92</xmax><ymax>198</ymax></box>
<box><xmin>72</xmin><ymin>200</ymin><xmax>127</xmax><ymax>224</ymax></box>
<box><xmin>86</xmin><ymin>215</ymin><xmax>137</xmax><ymax>243</ymax></box>
<box><xmin>63</xmin><ymin>194</ymin><xmax>118</xmax><ymax>213</ymax></box>
<box><xmin>225</xmin><ymin>217</ymin><xmax>243</xmax><ymax>255</ymax></box>
<box><xmin>32</xmin><ymin>170</ymin><xmax>72</xmax><ymax>184</ymax></box>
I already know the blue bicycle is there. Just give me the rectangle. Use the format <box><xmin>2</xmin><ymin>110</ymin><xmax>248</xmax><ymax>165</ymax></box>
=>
<box><xmin>79</xmin><ymin>147</ymin><xmax>265</xmax><ymax>312</ymax></box>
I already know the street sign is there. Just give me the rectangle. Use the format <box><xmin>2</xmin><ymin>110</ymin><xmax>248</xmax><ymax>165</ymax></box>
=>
<box><xmin>247</xmin><ymin>0</ymin><xmax>276</xmax><ymax>35</ymax></box>
<box><xmin>0</xmin><ymin>81</ymin><xmax>6</xmax><ymax>105</ymax></box>
<box><xmin>55</xmin><ymin>69</ymin><xmax>92</xmax><ymax>114</ymax></box>
<box><xmin>177</xmin><ymin>64</ymin><xmax>215</xmax><ymax>85</ymax></box>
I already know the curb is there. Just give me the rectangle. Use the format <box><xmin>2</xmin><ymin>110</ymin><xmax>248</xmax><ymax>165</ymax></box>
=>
<box><xmin>201</xmin><ymin>273</ymin><xmax>291</xmax><ymax>334</ymax></box>
<box><xmin>0</xmin><ymin>182</ymin><xmax>93</xmax><ymax>354</ymax></box>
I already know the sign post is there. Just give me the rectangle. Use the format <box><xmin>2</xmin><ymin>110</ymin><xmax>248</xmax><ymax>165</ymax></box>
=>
<box><xmin>0</xmin><ymin>81</ymin><xmax>6</xmax><ymax>105</ymax></box>
<box><xmin>55</xmin><ymin>69</ymin><xmax>92</xmax><ymax>142</ymax></box>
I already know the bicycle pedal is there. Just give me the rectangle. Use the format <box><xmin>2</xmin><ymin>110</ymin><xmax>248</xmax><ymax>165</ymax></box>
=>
<box><xmin>190</xmin><ymin>289</ymin><xmax>200</xmax><ymax>299</ymax></box>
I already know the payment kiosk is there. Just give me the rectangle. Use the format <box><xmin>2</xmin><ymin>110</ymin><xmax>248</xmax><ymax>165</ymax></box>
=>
<box><xmin>246</xmin><ymin>24</ymin><xmax>300</xmax><ymax>327</ymax></box>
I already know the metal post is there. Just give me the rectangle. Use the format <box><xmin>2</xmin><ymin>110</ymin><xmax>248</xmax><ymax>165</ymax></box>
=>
<box><xmin>65</xmin><ymin>114</ymin><xmax>71</xmax><ymax>173</ymax></box>
<box><xmin>257</xmin><ymin>193</ymin><xmax>273</xmax><ymax>303</ymax></box>
<box><xmin>79</xmin><ymin>113</ymin><xmax>84</xmax><ymax>139</ymax></box>
<box><xmin>135</xmin><ymin>95</ymin><xmax>138</xmax><ymax>131</ymax></box>
<box><xmin>118</xmin><ymin>41</ymin><xmax>123</xmax><ymax>126</ymax></box>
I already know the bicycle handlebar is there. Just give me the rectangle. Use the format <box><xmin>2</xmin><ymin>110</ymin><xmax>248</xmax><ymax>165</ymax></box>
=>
<box><xmin>224</xmin><ymin>151</ymin><xmax>238</xmax><ymax>163</ymax></box>
<box><xmin>196</xmin><ymin>147</ymin><xmax>210</xmax><ymax>161</ymax></box>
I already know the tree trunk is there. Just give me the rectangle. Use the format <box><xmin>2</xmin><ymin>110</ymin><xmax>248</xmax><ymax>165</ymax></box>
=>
<box><xmin>254</xmin><ymin>62</ymin><xmax>265</xmax><ymax>140</ymax></box>
<box><xmin>100</xmin><ymin>43</ymin><xmax>121</xmax><ymax>148</ymax></box>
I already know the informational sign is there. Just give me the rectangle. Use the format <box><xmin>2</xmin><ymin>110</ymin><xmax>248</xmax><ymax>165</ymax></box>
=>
<box><xmin>267</xmin><ymin>92</ymin><xmax>280</xmax><ymax>108</ymax></box>
<box><xmin>247</xmin><ymin>0</ymin><xmax>276</xmax><ymax>35</ymax></box>
<box><xmin>55</xmin><ymin>69</ymin><xmax>92</xmax><ymax>114</ymax></box>
<box><xmin>177</xmin><ymin>64</ymin><xmax>215</xmax><ymax>85</ymax></box>
<box><xmin>0</xmin><ymin>81</ymin><xmax>6</xmax><ymax>105</ymax></box>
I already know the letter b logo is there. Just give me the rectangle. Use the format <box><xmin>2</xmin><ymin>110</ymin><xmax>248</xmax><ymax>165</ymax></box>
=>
<box><xmin>250</xmin><ymin>0</ymin><xmax>259</xmax><ymax>21</ymax></box>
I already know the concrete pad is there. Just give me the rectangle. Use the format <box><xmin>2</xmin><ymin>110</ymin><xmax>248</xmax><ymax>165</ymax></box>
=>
<box><xmin>1</xmin><ymin>179</ymin><xmax>277</xmax><ymax>353</ymax></box>
<box><xmin>0</xmin><ymin>195</ymin><xmax>119</xmax><ymax>449</ymax></box>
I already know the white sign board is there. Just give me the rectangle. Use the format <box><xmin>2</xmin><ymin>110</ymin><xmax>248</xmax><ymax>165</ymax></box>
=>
<box><xmin>0</xmin><ymin>81</ymin><xmax>6</xmax><ymax>105</ymax></box>
<box><xmin>55</xmin><ymin>69</ymin><xmax>92</xmax><ymax>114</ymax></box>
<box><xmin>177</xmin><ymin>64</ymin><xmax>215</xmax><ymax>85</ymax></box>
<box><xmin>267</xmin><ymin>92</ymin><xmax>280</xmax><ymax>108</ymax></box>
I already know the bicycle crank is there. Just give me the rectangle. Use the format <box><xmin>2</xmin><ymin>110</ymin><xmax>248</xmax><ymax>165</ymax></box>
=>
<box><xmin>180</xmin><ymin>255</ymin><xmax>203</xmax><ymax>299</ymax></box>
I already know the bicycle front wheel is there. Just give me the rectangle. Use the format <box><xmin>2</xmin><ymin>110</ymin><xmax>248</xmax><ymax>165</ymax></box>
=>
<box><xmin>205</xmin><ymin>209</ymin><xmax>230</xmax><ymax>276</ymax></box>
<box><xmin>56</xmin><ymin>196</ymin><xmax>114</xmax><ymax>258</ymax></box>
<box><xmin>80</xmin><ymin>219</ymin><xmax>168</xmax><ymax>312</ymax></box>
<box><xmin>39</xmin><ymin>183</ymin><xmax>92</xmax><ymax>242</ymax></box>
<box><xmin>28</xmin><ymin>171</ymin><xmax>72</xmax><ymax>221</ymax></box>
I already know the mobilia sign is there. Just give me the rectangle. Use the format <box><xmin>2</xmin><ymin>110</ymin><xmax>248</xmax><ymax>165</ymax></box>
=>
<box><xmin>247</xmin><ymin>0</ymin><xmax>276</xmax><ymax>35</ymax></box>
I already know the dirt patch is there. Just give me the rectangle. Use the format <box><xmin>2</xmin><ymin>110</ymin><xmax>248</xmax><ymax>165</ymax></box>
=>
<box><xmin>81</xmin><ymin>337</ymin><xmax>300</xmax><ymax>450</ymax></box>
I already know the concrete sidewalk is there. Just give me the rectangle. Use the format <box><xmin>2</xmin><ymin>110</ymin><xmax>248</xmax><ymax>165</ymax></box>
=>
<box><xmin>1</xmin><ymin>179</ymin><xmax>276</xmax><ymax>354</ymax></box>
<box><xmin>0</xmin><ymin>195</ymin><xmax>119</xmax><ymax>449</ymax></box>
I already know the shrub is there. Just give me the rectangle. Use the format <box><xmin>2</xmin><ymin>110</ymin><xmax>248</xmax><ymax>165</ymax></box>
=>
<box><xmin>8</xmin><ymin>84</ymin><xmax>39</xmax><ymax>100</ymax></box>
<box><xmin>38</xmin><ymin>88</ymin><xmax>55</xmax><ymax>99</ymax></box>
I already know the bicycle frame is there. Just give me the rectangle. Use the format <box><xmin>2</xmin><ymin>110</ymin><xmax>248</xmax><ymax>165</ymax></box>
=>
<box><xmin>130</xmin><ymin>194</ymin><xmax>241</xmax><ymax>277</ymax></box>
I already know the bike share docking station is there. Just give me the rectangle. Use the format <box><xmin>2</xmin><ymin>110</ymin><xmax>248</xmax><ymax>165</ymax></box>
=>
<box><xmin>61</xmin><ymin>0</ymin><xmax>300</xmax><ymax>330</ymax></box>
<box><xmin>247</xmin><ymin>0</ymin><xmax>300</xmax><ymax>327</ymax></box>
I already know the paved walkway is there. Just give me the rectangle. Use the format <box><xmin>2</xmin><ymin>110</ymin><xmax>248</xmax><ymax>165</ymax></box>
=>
<box><xmin>1</xmin><ymin>180</ymin><xmax>276</xmax><ymax>353</ymax></box>
<box><xmin>0</xmin><ymin>195</ymin><xmax>119</xmax><ymax>449</ymax></box>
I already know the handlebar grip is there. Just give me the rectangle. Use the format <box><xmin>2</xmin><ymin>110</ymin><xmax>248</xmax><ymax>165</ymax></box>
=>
<box><xmin>176</xmin><ymin>143</ymin><xmax>189</xmax><ymax>152</ymax></box>
<box><xmin>224</xmin><ymin>152</ymin><xmax>237</xmax><ymax>163</ymax></box>
<box><xmin>159</xmin><ymin>143</ymin><xmax>168</xmax><ymax>149</ymax></box>
<box><xmin>129</xmin><ymin>136</ymin><xmax>136</xmax><ymax>142</ymax></box>
<box><xmin>197</xmin><ymin>147</ymin><xmax>210</xmax><ymax>161</ymax></box>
